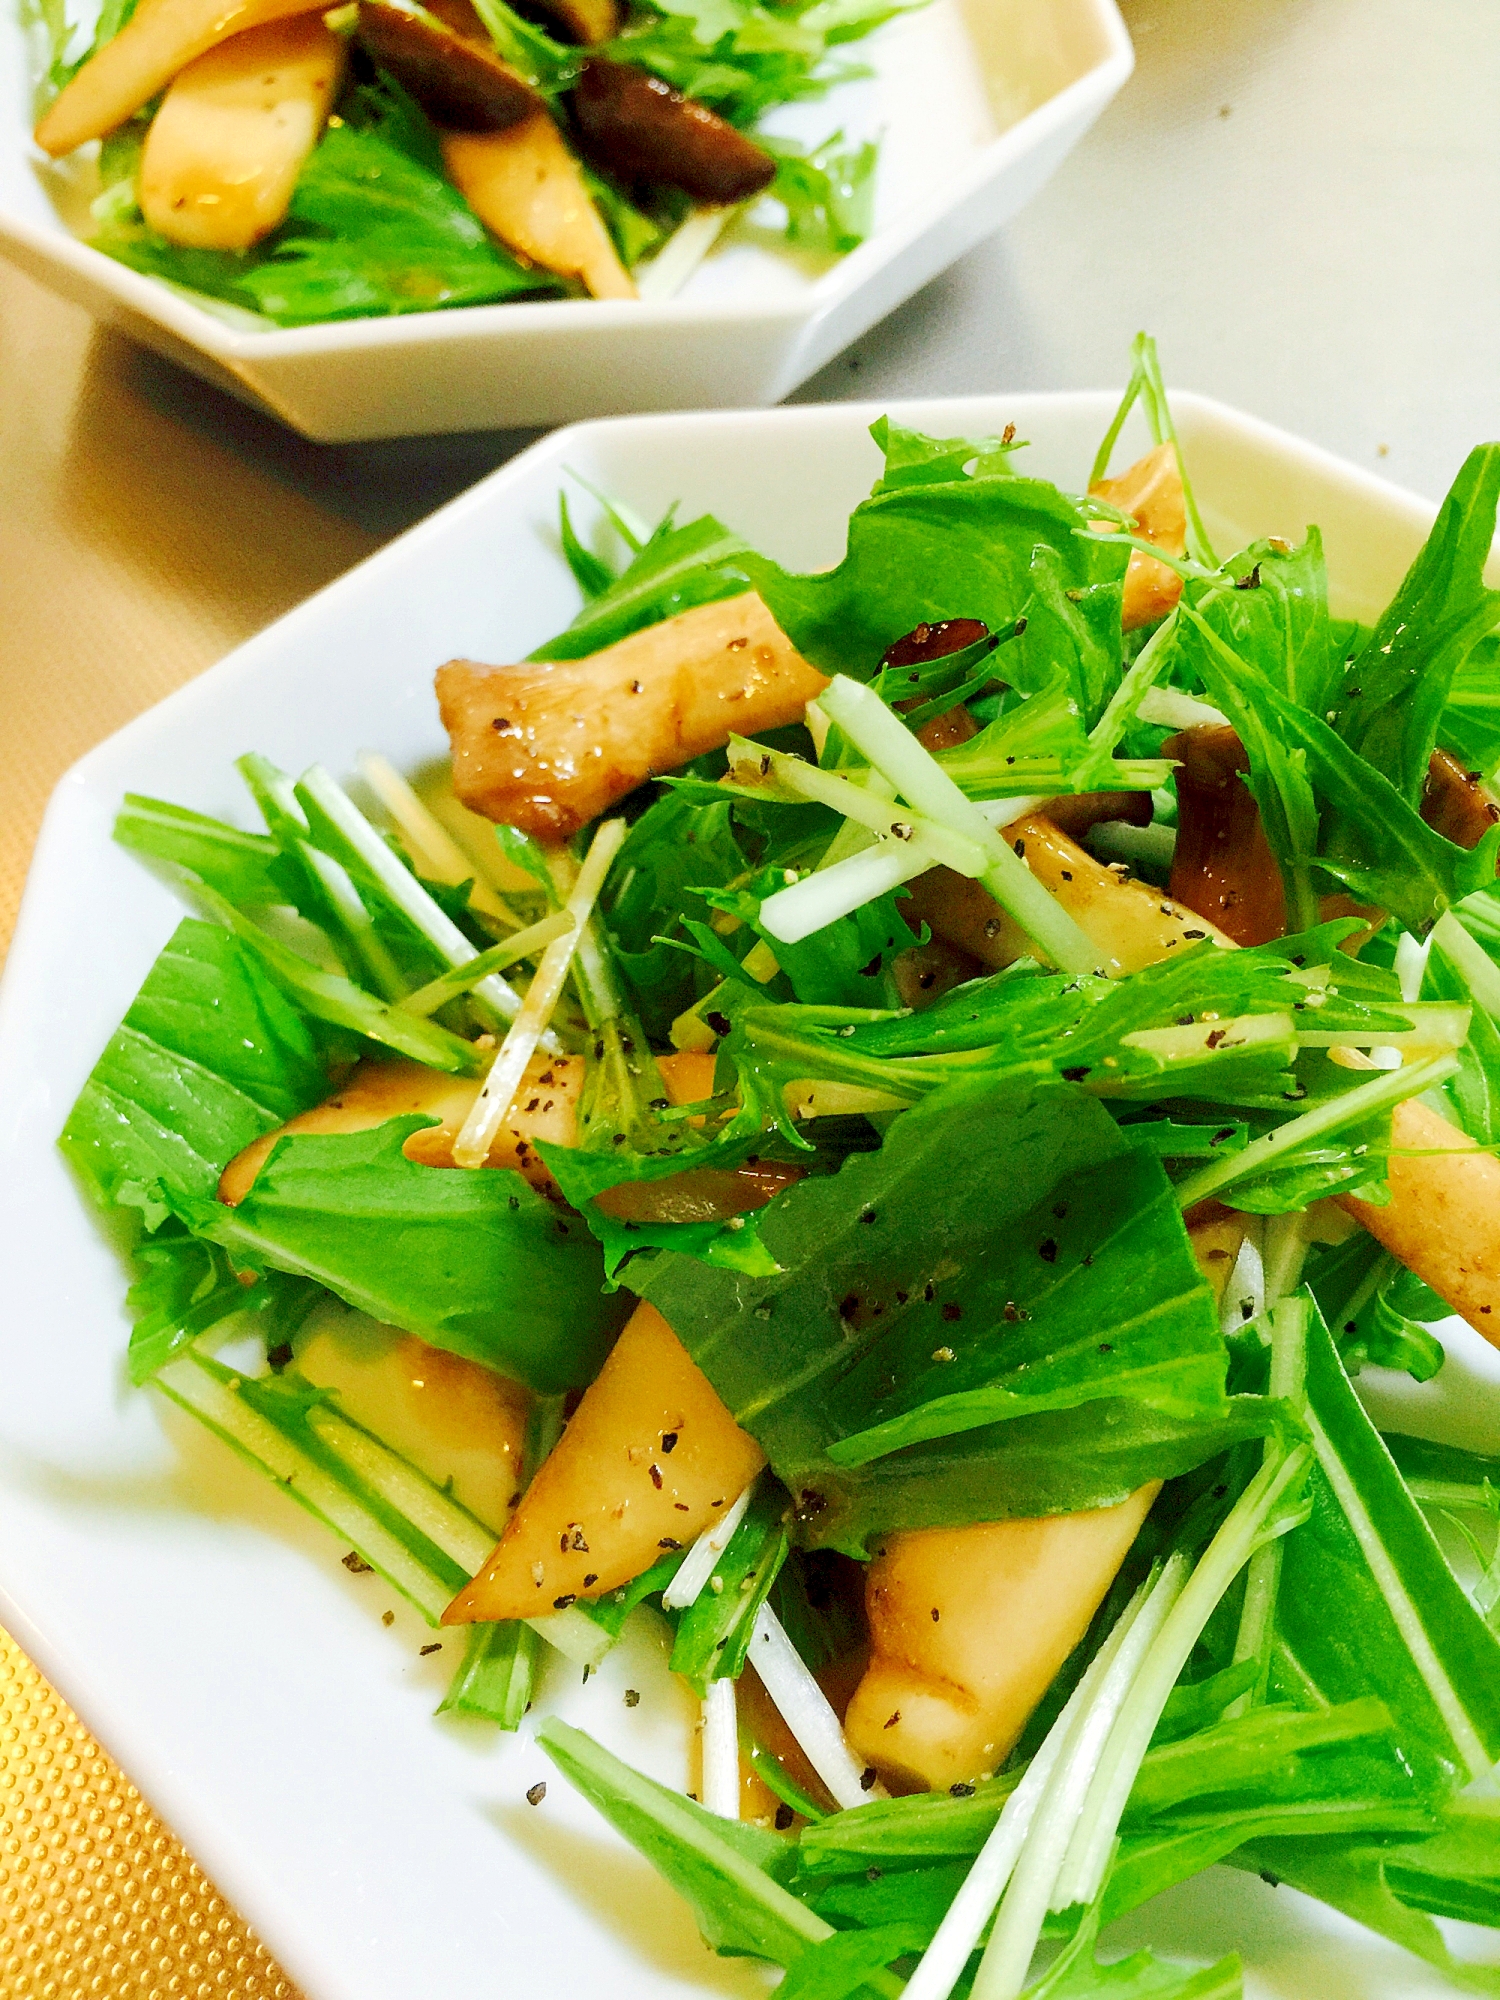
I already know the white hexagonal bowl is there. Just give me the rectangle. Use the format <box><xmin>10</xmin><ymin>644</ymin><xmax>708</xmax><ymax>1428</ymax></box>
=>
<box><xmin>3</xmin><ymin>391</ymin><xmax>1500</xmax><ymax>2000</ymax></box>
<box><xmin>0</xmin><ymin>0</ymin><xmax>1131</xmax><ymax>438</ymax></box>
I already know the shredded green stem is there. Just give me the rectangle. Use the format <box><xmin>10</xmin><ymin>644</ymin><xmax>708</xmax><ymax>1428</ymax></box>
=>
<box><xmin>818</xmin><ymin>677</ymin><xmax>1106</xmax><ymax>974</ymax></box>
<box><xmin>398</xmin><ymin>911</ymin><xmax>572</xmax><ymax>1017</ymax></box>
<box><xmin>1172</xmin><ymin>1052</ymin><xmax>1459</xmax><ymax>1209</ymax></box>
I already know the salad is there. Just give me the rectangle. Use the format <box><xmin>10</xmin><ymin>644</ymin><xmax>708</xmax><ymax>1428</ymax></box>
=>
<box><xmin>22</xmin><ymin>0</ymin><xmax>892</xmax><ymax>324</ymax></box>
<box><xmin>61</xmin><ymin>338</ymin><xmax>1500</xmax><ymax>1998</ymax></box>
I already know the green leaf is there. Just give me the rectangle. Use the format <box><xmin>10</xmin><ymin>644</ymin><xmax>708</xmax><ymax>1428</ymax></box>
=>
<box><xmin>806</xmin><ymin>1843</ymin><xmax>1228</xmax><ymax>1975</ymax></box>
<box><xmin>1173</xmin><ymin>602</ymin><xmax>1322</xmax><ymax>931</ymax></box>
<box><xmin>466</xmin><ymin>0</ymin><xmax>580</xmax><ymax>90</ymax></box>
<box><xmin>181</xmin><ymin>875</ymin><xmax>484</xmax><ymax>1074</ymax></box>
<box><xmin>1014</xmin><ymin>540</ymin><xmax>1131</xmax><ymax>734</ymax></box>
<box><xmin>1091</xmin><ymin>333</ymin><xmax>1216</xmax><ymax>571</ymax></box>
<box><xmin>1442</xmin><ymin>634</ymin><xmax>1500</xmax><ymax>781</ymax></box>
<box><xmin>721</xmin><ymin>925</ymin><xmax>1420</xmax><ymax>1126</ymax></box>
<box><xmin>114</xmin><ymin>795</ymin><xmax>286</xmax><ymax>906</ymax></box>
<box><xmin>557</xmin><ymin>490</ymin><xmax>617</xmax><ymax>601</ymax></box>
<box><xmin>640</xmin><ymin>1077</ymin><xmax>1247</xmax><ymax>1547</ymax></box>
<box><xmin>575</xmin><ymin>1550</ymin><xmax>685</xmax><ymax>1647</ymax></box>
<box><xmin>1119</xmin><ymin>1698</ymin><xmax>1406</xmax><ymax>1823</ymax></box>
<box><xmin>760</xmin><ymin>131</ymin><xmax>877</xmax><ymax>254</ymax></box>
<box><xmin>1385</xmin><ymin>1429</ymin><xmax>1500</xmax><ymax>1509</ymax></box>
<box><xmin>1029</xmin><ymin>1918</ymin><xmax>1241</xmax><ymax>2000</ymax></box>
<box><xmin>578</xmin><ymin>162</ymin><xmax>664</xmax><ymax>268</ymax></box>
<box><xmin>701</xmin><ymin>867</ymin><xmax>915</xmax><ymax>1009</ymax></box>
<box><xmin>1178</xmin><ymin>598</ymin><xmax>1500</xmax><ymax>932</ymax></box>
<box><xmin>1101</xmin><ymin>1799</ymin><xmax>1434</xmax><ymax>1933</ymax></box>
<box><xmin>585</xmin><ymin>1205</ymin><xmax>782</xmax><ymax>1283</ymax></box>
<box><xmin>1305</xmin><ymin>1233</ymin><xmax>1446</xmax><ymax>1383</ymax></box>
<box><xmin>1273</xmin><ymin>1304</ymin><xmax>1500</xmax><ymax>1791</ymax></box>
<box><xmin>603</xmin><ymin>790</ymin><xmax>749</xmax><ymax>1033</ymax></box>
<box><xmin>821</xmin><ymin>1144</ymin><xmax>1227</xmax><ymax>1466</ymax></box>
<box><xmin>775</xmin><ymin>1925</ymin><xmax>927</xmax><ymax>2000</ymax></box>
<box><xmin>868</xmin><ymin>416</ymin><xmax>1024</xmax><ymax>491</ymax></box>
<box><xmin>537</xmin><ymin>1719</ymin><xmax>828</xmax><ymax>1963</ymax></box>
<box><xmin>1424</xmin><ymin>931</ymin><xmax>1500</xmax><ymax>1143</ymax></box>
<box><xmin>1330</xmin><ymin>445</ymin><xmax>1500</xmax><ymax>806</ymax></box>
<box><xmin>741</xmin><ymin>440</ymin><xmax>1128</xmax><ymax>683</ymax></box>
<box><xmin>124</xmin><ymin>1228</ymin><xmax>323</xmax><ymax>1384</ymax></box>
<box><xmin>436</xmin><ymin>1618</ymin><xmax>539</xmax><ymax>1727</ymax></box>
<box><xmin>176</xmin><ymin>1118</ymin><xmax>630</xmax><ymax>1392</ymax></box>
<box><xmin>529</xmin><ymin>514</ymin><xmax>752</xmax><ymax>662</ymax></box>
<box><xmin>797</xmin><ymin>1714</ymin><xmax>1424</xmax><ymax>1880</ymax></box>
<box><xmin>1194</xmin><ymin>532</ymin><xmax>1339</xmax><ymax>716</ymax></box>
<box><xmin>1224</xmin><ymin>1833</ymin><xmax>1500</xmax><ymax>1993</ymax></box>
<box><xmin>668</xmin><ymin>1479</ymin><xmax>789</xmax><ymax>1689</ymax></box>
<box><xmin>245</xmin><ymin>82</ymin><xmax>555</xmax><ymax>322</ymax></box>
<box><xmin>59</xmin><ymin>917</ymin><xmax>328</xmax><ymax>1214</ymax></box>
<box><xmin>821</xmin><ymin>1403</ymin><xmax>1290</xmax><ymax>1561</ymax></box>
<box><xmin>643</xmin><ymin>1078</ymin><xmax>1215</xmax><ymax>1448</ymax></box>
<box><xmin>1381</xmin><ymin>1797</ymin><xmax>1500</xmax><ymax>1926</ymax></box>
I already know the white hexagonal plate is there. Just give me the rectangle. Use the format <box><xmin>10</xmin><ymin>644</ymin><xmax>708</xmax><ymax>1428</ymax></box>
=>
<box><xmin>0</xmin><ymin>0</ymin><xmax>1131</xmax><ymax>437</ymax></box>
<box><xmin>2</xmin><ymin>393</ymin><xmax>1499</xmax><ymax>1998</ymax></box>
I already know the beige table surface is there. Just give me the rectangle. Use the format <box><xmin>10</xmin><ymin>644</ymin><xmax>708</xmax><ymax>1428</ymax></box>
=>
<box><xmin>5</xmin><ymin>0</ymin><xmax>1500</xmax><ymax>1989</ymax></box>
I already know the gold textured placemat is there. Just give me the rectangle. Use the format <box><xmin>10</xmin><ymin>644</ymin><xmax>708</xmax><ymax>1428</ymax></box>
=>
<box><xmin>0</xmin><ymin>256</ymin><xmax>529</xmax><ymax>1995</ymax></box>
<box><xmin>0</xmin><ymin>1629</ymin><xmax>295</xmax><ymax>1999</ymax></box>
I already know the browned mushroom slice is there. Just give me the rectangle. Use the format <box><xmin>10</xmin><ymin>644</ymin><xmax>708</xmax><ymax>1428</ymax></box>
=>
<box><xmin>892</xmin><ymin>931</ymin><xmax>984</xmax><ymax>1009</ymax></box>
<box><xmin>570</xmin><ymin>57</ymin><xmax>776</xmax><ymax>203</ymax></box>
<box><xmin>1041</xmin><ymin>789</ymin><xmax>1152</xmax><ymax>841</ymax></box>
<box><xmin>882</xmin><ymin>618</ymin><xmax>991</xmax><ymax>671</ymax></box>
<box><xmin>881</xmin><ymin>618</ymin><xmax>992</xmax><ymax>751</ymax></box>
<box><xmin>1422</xmin><ymin>746</ymin><xmax>1500</xmax><ymax>851</ymax></box>
<box><xmin>1089</xmin><ymin>441</ymin><xmax>1187</xmax><ymax>632</ymax></box>
<box><xmin>1169</xmin><ymin>731</ymin><xmax>1499</xmax><ymax>951</ymax></box>
<box><xmin>356</xmin><ymin>0</ymin><xmax>538</xmax><ymax>130</ymax></box>
<box><xmin>436</xmin><ymin>590</ymin><xmax>827</xmax><ymax>839</ymax></box>
<box><xmin>1164</xmin><ymin>724</ymin><xmax>1288</xmax><ymax>946</ymax></box>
